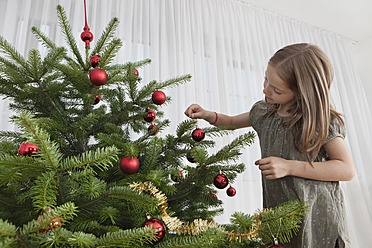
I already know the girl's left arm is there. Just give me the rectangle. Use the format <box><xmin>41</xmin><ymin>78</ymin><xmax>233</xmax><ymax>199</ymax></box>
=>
<box><xmin>255</xmin><ymin>137</ymin><xmax>356</xmax><ymax>181</ymax></box>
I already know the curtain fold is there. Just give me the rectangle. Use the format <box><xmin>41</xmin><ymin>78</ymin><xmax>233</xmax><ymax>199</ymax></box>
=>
<box><xmin>1</xmin><ymin>0</ymin><xmax>371</xmax><ymax>246</ymax></box>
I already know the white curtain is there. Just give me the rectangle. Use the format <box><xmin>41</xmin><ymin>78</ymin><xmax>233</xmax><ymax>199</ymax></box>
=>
<box><xmin>1</xmin><ymin>0</ymin><xmax>372</xmax><ymax>246</ymax></box>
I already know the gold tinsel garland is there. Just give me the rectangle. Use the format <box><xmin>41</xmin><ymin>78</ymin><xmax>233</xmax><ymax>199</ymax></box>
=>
<box><xmin>129</xmin><ymin>181</ymin><xmax>259</xmax><ymax>240</ymax></box>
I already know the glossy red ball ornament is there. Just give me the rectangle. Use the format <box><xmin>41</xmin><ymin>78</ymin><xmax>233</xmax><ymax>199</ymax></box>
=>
<box><xmin>213</xmin><ymin>174</ymin><xmax>229</xmax><ymax>189</ymax></box>
<box><xmin>142</xmin><ymin>217</ymin><xmax>166</xmax><ymax>244</ymax></box>
<box><xmin>192</xmin><ymin>128</ymin><xmax>205</xmax><ymax>142</ymax></box>
<box><xmin>132</xmin><ymin>68</ymin><xmax>139</xmax><ymax>76</ymax></box>
<box><xmin>93</xmin><ymin>95</ymin><xmax>101</xmax><ymax>105</ymax></box>
<box><xmin>144</xmin><ymin>109</ymin><xmax>156</xmax><ymax>123</ymax></box>
<box><xmin>152</xmin><ymin>90</ymin><xmax>166</xmax><ymax>105</ymax></box>
<box><xmin>148</xmin><ymin>124</ymin><xmax>159</xmax><ymax>135</ymax></box>
<box><xmin>18</xmin><ymin>142</ymin><xmax>39</xmax><ymax>156</ymax></box>
<box><xmin>90</xmin><ymin>68</ymin><xmax>107</xmax><ymax>86</ymax></box>
<box><xmin>268</xmin><ymin>246</ymin><xmax>283</xmax><ymax>248</ymax></box>
<box><xmin>120</xmin><ymin>157</ymin><xmax>140</xmax><ymax>174</ymax></box>
<box><xmin>81</xmin><ymin>30</ymin><xmax>93</xmax><ymax>47</ymax></box>
<box><xmin>90</xmin><ymin>55</ymin><xmax>102</xmax><ymax>68</ymax></box>
<box><xmin>226</xmin><ymin>186</ymin><xmax>236</xmax><ymax>197</ymax></box>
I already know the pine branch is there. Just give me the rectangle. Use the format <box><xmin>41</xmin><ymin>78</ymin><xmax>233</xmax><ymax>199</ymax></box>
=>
<box><xmin>99</xmin><ymin>38</ymin><xmax>123</xmax><ymax>68</ymax></box>
<box><xmin>157</xmin><ymin>74</ymin><xmax>192</xmax><ymax>90</ymax></box>
<box><xmin>27</xmin><ymin>49</ymin><xmax>42</xmax><ymax>80</ymax></box>
<box><xmin>95</xmin><ymin>227</ymin><xmax>157</xmax><ymax>248</ymax></box>
<box><xmin>90</xmin><ymin>17</ymin><xmax>120</xmax><ymax>59</ymax></box>
<box><xmin>206</xmin><ymin>132</ymin><xmax>255</xmax><ymax>165</ymax></box>
<box><xmin>60</xmin><ymin>146</ymin><xmax>118</xmax><ymax>171</ymax></box>
<box><xmin>31</xmin><ymin>26</ymin><xmax>78</xmax><ymax>67</ymax></box>
<box><xmin>0</xmin><ymin>56</ymin><xmax>30</xmax><ymax>82</ymax></box>
<box><xmin>0</xmin><ymin>36</ymin><xmax>32</xmax><ymax>76</ymax></box>
<box><xmin>56</xmin><ymin>5</ymin><xmax>85</xmax><ymax>69</ymax></box>
<box><xmin>30</xmin><ymin>171</ymin><xmax>58</xmax><ymax>210</ymax></box>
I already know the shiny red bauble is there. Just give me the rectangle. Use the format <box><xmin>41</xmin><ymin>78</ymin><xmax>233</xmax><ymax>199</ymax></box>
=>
<box><xmin>119</xmin><ymin>157</ymin><xmax>140</xmax><ymax>174</ymax></box>
<box><xmin>152</xmin><ymin>90</ymin><xmax>166</xmax><ymax>105</ymax></box>
<box><xmin>148</xmin><ymin>124</ymin><xmax>159</xmax><ymax>135</ymax></box>
<box><xmin>93</xmin><ymin>95</ymin><xmax>101</xmax><ymax>105</ymax></box>
<box><xmin>90</xmin><ymin>55</ymin><xmax>102</xmax><ymax>68</ymax></box>
<box><xmin>18</xmin><ymin>142</ymin><xmax>39</xmax><ymax>156</ymax></box>
<box><xmin>192</xmin><ymin>128</ymin><xmax>205</xmax><ymax>142</ymax></box>
<box><xmin>226</xmin><ymin>186</ymin><xmax>236</xmax><ymax>197</ymax></box>
<box><xmin>90</xmin><ymin>68</ymin><xmax>108</xmax><ymax>86</ymax></box>
<box><xmin>268</xmin><ymin>245</ymin><xmax>283</xmax><ymax>248</ymax></box>
<box><xmin>213</xmin><ymin>174</ymin><xmax>229</xmax><ymax>189</ymax></box>
<box><xmin>132</xmin><ymin>68</ymin><xmax>139</xmax><ymax>76</ymax></box>
<box><xmin>144</xmin><ymin>109</ymin><xmax>156</xmax><ymax>123</ymax></box>
<box><xmin>81</xmin><ymin>30</ymin><xmax>93</xmax><ymax>47</ymax></box>
<box><xmin>142</xmin><ymin>217</ymin><xmax>166</xmax><ymax>244</ymax></box>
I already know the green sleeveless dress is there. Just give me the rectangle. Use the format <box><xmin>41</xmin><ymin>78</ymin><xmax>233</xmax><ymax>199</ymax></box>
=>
<box><xmin>249</xmin><ymin>101</ymin><xmax>350</xmax><ymax>248</ymax></box>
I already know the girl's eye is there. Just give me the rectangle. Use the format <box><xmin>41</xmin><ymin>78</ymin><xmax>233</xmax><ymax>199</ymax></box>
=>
<box><xmin>274</xmin><ymin>88</ymin><xmax>281</xmax><ymax>94</ymax></box>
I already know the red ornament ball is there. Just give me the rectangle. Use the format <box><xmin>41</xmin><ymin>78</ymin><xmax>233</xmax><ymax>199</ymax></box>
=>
<box><xmin>132</xmin><ymin>68</ymin><xmax>139</xmax><ymax>76</ymax></box>
<box><xmin>269</xmin><ymin>245</ymin><xmax>283</xmax><ymax>248</ymax></box>
<box><xmin>90</xmin><ymin>68</ymin><xmax>107</xmax><ymax>86</ymax></box>
<box><xmin>192</xmin><ymin>128</ymin><xmax>205</xmax><ymax>142</ymax></box>
<box><xmin>93</xmin><ymin>95</ymin><xmax>101</xmax><ymax>105</ymax></box>
<box><xmin>18</xmin><ymin>142</ymin><xmax>39</xmax><ymax>156</ymax></box>
<box><xmin>148</xmin><ymin>124</ymin><xmax>159</xmax><ymax>135</ymax></box>
<box><xmin>120</xmin><ymin>157</ymin><xmax>140</xmax><ymax>175</ymax></box>
<box><xmin>152</xmin><ymin>90</ymin><xmax>166</xmax><ymax>105</ymax></box>
<box><xmin>90</xmin><ymin>55</ymin><xmax>102</xmax><ymax>68</ymax></box>
<box><xmin>171</xmin><ymin>170</ymin><xmax>183</xmax><ymax>182</ymax></box>
<box><xmin>186</xmin><ymin>151</ymin><xmax>196</xmax><ymax>163</ymax></box>
<box><xmin>211</xmin><ymin>193</ymin><xmax>218</xmax><ymax>200</ymax></box>
<box><xmin>81</xmin><ymin>30</ymin><xmax>93</xmax><ymax>47</ymax></box>
<box><xmin>142</xmin><ymin>217</ymin><xmax>166</xmax><ymax>244</ymax></box>
<box><xmin>213</xmin><ymin>174</ymin><xmax>229</xmax><ymax>189</ymax></box>
<box><xmin>144</xmin><ymin>109</ymin><xmax>156</xmax><ymax>123</ymax></box>
<box><xmin>226</xmin><ymin>186</ymin><xmax>236</xmax><ymax>197</ymax></box>
<box><xmin>38</xmin><ymin>216</ymin><xmax>64</xmax><ymax>233</ymax></box>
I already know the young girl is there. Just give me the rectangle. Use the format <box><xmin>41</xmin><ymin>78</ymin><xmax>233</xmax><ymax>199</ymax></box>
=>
<box><xmin>184</xmin><ymin>43</ymin><xmax>355</xmax><ymax>248</ymax></box>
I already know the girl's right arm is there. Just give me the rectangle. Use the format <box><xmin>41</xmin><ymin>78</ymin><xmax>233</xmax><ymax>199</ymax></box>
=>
<box><xmin>184</xmin><ymin>104</ymin><xmax>251</xmax><ymax>129</ymax></box>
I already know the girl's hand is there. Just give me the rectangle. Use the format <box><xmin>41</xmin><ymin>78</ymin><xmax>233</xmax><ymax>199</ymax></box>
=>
<box><xmin>184</xmin><ymin>104</ymin><xmax>208</xmax><ymax>120</ymax></box>
<box><xmin>255</xmin><ymin>156</ymin><xmax>291</xmax><ymax>180</ymax></box>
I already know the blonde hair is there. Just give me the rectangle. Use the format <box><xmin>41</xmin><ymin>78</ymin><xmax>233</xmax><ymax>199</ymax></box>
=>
<box><xmin>268</xmin><ymin>43</ymin><xmax>344</xmax><ymax>162</ymax></box>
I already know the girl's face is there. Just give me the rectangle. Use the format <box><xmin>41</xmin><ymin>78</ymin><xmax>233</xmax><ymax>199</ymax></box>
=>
<box><xmin>263</xmin><ymin>64</ymin><xmax>295</xmax><ymax>114</ymax></box>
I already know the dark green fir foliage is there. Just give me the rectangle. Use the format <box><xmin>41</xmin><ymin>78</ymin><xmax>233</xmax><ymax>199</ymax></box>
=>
<box><xmin>0</xmin><ymin>5</ymin><xmax>306</xmax><ymax>248</ymax></box>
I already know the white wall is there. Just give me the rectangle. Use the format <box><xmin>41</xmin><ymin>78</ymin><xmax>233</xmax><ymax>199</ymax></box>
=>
<box><xmin>355</xmin><ymin>38</ymin><xmax>372</xmax><ymax>116</ymax></box>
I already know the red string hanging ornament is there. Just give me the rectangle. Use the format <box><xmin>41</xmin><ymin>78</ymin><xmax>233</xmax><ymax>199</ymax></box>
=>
<box><xmin>81</xmin><ymin>0</ymin><xmax>93</xmax><ymax>47</ymax></box>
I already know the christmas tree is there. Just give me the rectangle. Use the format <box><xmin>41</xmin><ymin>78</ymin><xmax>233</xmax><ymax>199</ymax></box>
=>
<box><xmin>0</xmin><ymin>4</ymin><xmax>306</xmax><ymax>248</ymax></box>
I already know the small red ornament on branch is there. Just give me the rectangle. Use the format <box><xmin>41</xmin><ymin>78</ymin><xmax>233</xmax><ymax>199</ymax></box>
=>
<box><xmin>213</xmin><ymin>173</ymin><xmax>229</xmax><ymax>189</ymax></box>
<box><xmin>144</xmin><ymin>109</ymin><xmax>156</xmax><ymax>123</ymax></box>
<box><xmin>120</xmin><ymin>157</ymin><xmax>140</xmax><ymax>175</ymax></box>
<box><xmin>148</xmin><ymin>124</ymin><xmax>159</xmax><ymax>135</ymax></box>
<box><xmin>90</xmin><ymin>68</ymin><xmax>107</xmax><ymax>86</ymax></box>
<box><xmin>18</xmin><ymin>142</ymin><xmax>39</xmax><ymax>156</ymax></box>
<box><xmin>226</xmin><ymin>186</ymin><xmax>236</xmax><ymax>197</ymax></box>
<box><xmin>192</xmin><ymin>128</ymin><xmax>205</xmax><ymax>142</ymax></box>
<box><xmin>142</xmin><ymin>215</ymin><xmax>166</xmax><ymax>244</ymax></box>
<box><xmin>152</xmin><ymin>90</ymin><xmax>166</xmax><ymax>105</ymax></box>
<box><xmin>90</xmin><ymin>55</ymin><xmax>101</xmax><ymax>68</ymax></box>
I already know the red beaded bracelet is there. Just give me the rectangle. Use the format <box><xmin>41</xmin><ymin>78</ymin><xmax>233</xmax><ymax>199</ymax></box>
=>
<box><xmin>211</xmin><ymin>112</ymin><xmax>218</xmax><ymax>125</ymax></box>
